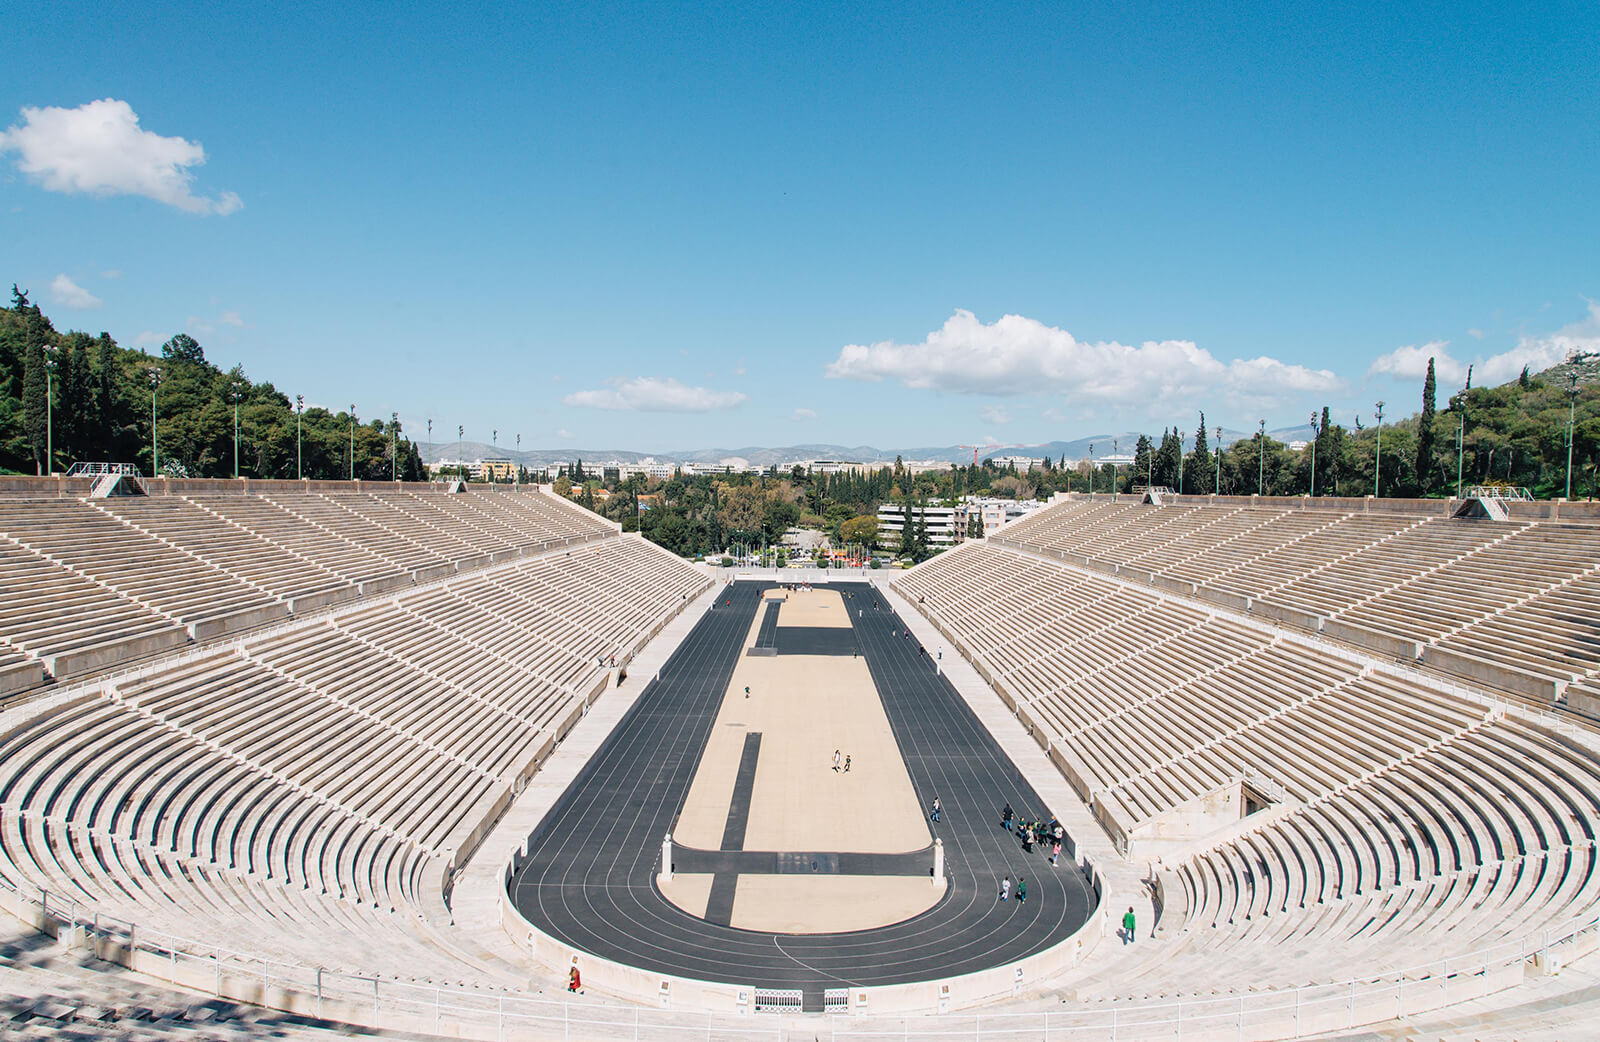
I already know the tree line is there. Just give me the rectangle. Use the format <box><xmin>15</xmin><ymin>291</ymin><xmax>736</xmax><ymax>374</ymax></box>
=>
<box><xmin>0</xmin><ymin>288</ymin><xmax>426</xmax><ymax>480</ymax></box>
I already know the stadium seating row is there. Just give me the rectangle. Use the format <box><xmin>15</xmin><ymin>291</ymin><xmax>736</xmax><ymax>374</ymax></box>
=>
<box><xmin>0</xmin><ymin>532</ymin><xmax>710</xmax><ymax>987</ymax></box>
<box><xmin>992</xmin><ymin>499</ymin><xmax>1600</xmax><ymax>708</ymax></box>
<box><xmin>0</xmin><ymin>487</ymin><xmax>614</xmax><ymax>696</ymax></box>
<box><xmin>895</xmin><ymin>539</ymin><xmax>1600</xmax><ymax>990</ymax></box>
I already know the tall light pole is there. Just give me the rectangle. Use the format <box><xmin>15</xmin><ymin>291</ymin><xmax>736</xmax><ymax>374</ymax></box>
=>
<box><xmin>1373</xmin><ymin>401</ymin><xmax>1384</xmax><ymax>497</ymax></box>
<box><xmin>42</xmin><ymin>345</ymin><xmax>57</xmax><ymax>475</ymax></box>
<box><xmin>492</xmin><ymin>429</ymin><xmax>499</xmax><ymax>484</ymax></box>
<box><xmin>148</xmin><ymin>366</ymin><xmax>163</xmax><ymax>478</ymax></box>
<box><xmin>1214</xmin><ymin>425</ymin><xmax>1222</xmax><ymax>494</ymax></box>
<box><xmin>1455</xmin><ymin>382</ymin><xmax>1468</xmax><ymax>500</ymax></box>
<box><xmin>1088</xmin><ymin>442</ymin><xmax>1095</xmax><ymax>496</ymax></box>
<box><xmin>349</xmin><ymin>404</ymin><xmax>357</xmax><ymax>481</ymax></box>
<box><xmin>391</xmin><ymin>412</ymin><xmax>399</xmax><ymax>481</ymax></box>
<box><xmin>516</xmin><ymin>433</ymin><xmax>521</xmax><ymax>486</ymax></box>
<box><xmin>457</xmin><ymin>425</ymin><xmax>464</xmax><ymax>480</ymax></box>
<box><xmin>1308</xmin><ymin>411</ymin><xmax>1319</xmax><ymax>498</ymax></box>
<box><xmin>1566</xmin><ymin>372</ymin><xmax>1580</xmax><ymax>500</ymax></box>
<box><xmin>295</xmin><ymin>395</ymin><xmax>304</xmax><ymax>480</ymax></box>
<box><xmin>1257</xmin><ymin>420</ymin><xmax>1266</xmax><ymax>495</ymax></box>
<box><xmin>1177</xmin><ymin>425</ymin><xmax>1184</xmax><ymax>494</ymax></box>
<box><xmin>231</xmin><ymin>381</ymin><xmax>244</xmax><ymax>478</ymax></box>
<box><xmin>1112</xmin><ymin>438</ymin><xmax>1119</xmax><ymax>502</ymax></box>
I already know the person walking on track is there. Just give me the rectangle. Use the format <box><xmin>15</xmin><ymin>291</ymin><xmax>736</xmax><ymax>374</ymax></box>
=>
<box><xmin>1002</xmin><ymin>802</ymin><xmax>1013</xmax><ymax>831</ymax></box>
<box><xmin>930</xmin><ymin>796</ymin><xmax>941</xmax><ymax>823</ymax></box>
<box><xmin>832</xmin><ymin>749</ymin><xmax>841</xmax><ymax>773</ymax></box>
<box><xmin>1016</xmin><ymin>878</ymin><xmax>1027</xmax><ymax>904</ymax></box>
<box><xmin>1000</xmin><ymin>875</ymin><xmax>1011</xmax><ymax>901</ymax></box>
<box><xmin>1123</xmin><ymin>906</ymin><xmax>1136</xmax><ymax>944</ymax></box>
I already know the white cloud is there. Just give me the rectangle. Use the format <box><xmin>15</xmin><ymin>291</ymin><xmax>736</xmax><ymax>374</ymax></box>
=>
<box><xmin>791</xmin><ymin>407</ymin><xmax>817</xmax><ymax>420</ymax></box>
<box><xmin>1366</xmin><ymin>342</ymin><xmax>1465</xmax><ymax>384</ymax></box>
<box><xmin>556</xmin><ymin>429</ymin><xmax>575</xmax><ymax>439</ymax></box>
<box><xmin>980</xmin><ymin>405</ymin><xmax>1011</xmax><ymax>424</ymax></box>
<box><xmin>132</xmin><ymin>330</ymin><xmax>162</xmax><ymax>348</ymax></box>
<box><xmin>49</xmin><ymin>273</ymin><xmax>101</xmax><ymax>310</ymax></box>
<box><xmin>186</xmin><ymin>309</ymin><xmax>244</xmax><ymax>336</ymax></box>
<box><xmin>1467</xmin><ymin>327</ymin><xmax>1484</xmax><ymax>339</ymax></box>
<box><xmin>1476</xmin><ymin>300</ymin><xmax>1600</xmax><ymax>385</ymax></box>
<box><xmin>825</xmin><ymin>310</ymin><xmax>1340</xmax><ymax>409</ymax></box>
<box><xmin>563</xmin><ymin>376</ymin><xmax>748</xmax><ymax>413</ymax></box>
<box><xmin>0</xmin><ymin>99</ymin><xmax>242</xmax><ymax>215</ymax></box>
<box><xmin>100</xmin><ymin>268</ymin><xmax>121</xmax><ymax>280</ymax></box>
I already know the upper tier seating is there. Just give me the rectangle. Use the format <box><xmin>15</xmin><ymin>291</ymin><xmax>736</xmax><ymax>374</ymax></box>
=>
<box><xmin>0</xmin><ymin>486</ymin><xmax>618</xmax><ymax>700</ymax></box>
<box><xmin>896</xmin><ymin>540</ymin><xmax>1600</xmax><ymax>989</ymax></box>
<box><xmin>0</xmin><ymin>532</ymin><xmax>709</xmax><ymax>989</ymax></box>
<box><xmin>993</xmin><ymin>499</ymin><xmax>1600</xmax><ymax>708</ymax></box>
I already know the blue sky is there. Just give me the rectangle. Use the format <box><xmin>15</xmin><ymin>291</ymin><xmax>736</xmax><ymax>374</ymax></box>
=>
<box><xmin>3</xmin><ymin>1</ymin><xmax>1597</xmax><ymax>454</ymax></box>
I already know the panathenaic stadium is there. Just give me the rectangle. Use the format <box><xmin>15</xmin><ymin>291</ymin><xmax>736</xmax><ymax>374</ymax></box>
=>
<box><xmin>2</xmin><ymin>477</ymin><xmax>1599</xmax><ymax>1041</ymax></box>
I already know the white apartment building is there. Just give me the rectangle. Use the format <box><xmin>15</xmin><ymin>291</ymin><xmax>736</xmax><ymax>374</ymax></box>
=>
<box><xmin>960</xmin><ymin>496</ymin><xmax>1045</xmax><ymax>535</ymax></box>
<box><xmin>876</xmin><ymin>503</ymin><xmax>961</xmax><ymax>549</ymax></box>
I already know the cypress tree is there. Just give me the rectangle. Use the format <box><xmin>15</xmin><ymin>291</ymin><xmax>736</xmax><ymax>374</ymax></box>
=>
<box><xmin>22</xmin><ymin>337</ymin><xmax>47</xmax><ymax>474</ymax></box>
<box><xmin>1416</xmin><ymin>357</ymin><xmax>1437</xmax><ymax>491</ymax></box>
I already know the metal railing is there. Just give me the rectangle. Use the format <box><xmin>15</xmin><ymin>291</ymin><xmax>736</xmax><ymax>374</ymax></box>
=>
<box><xmin>6</xmin><ymin>871</ymin><xmax>1596</xmax><ymax>1041</ymax></box>
<box><xmin>65</xmin><ymin>462</ymin><xmax>143</xmax><ymax>477</ymax></box>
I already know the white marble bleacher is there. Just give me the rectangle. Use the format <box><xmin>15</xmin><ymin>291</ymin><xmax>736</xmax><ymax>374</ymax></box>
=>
<box><xmin>0</xmin><ymin>526</ymin><xmax>709</xmax><ymax>998</ymax></box>
<box><xmin>897</xmin><ymin>539</ymin><xmax>1600</xmax><ymax>995</ymax></box>
<box><xmin>188</xmin><ymin>495</ymin><xmax>396</xmax><ymax>583</ymax></box>
<box><xmin>0</xmin><ymin>531</ymin><xmax>201</xmax><ymax>684</ymax></box>
<box><xmin>0</xmin><ymin>500</ymin><xmax>281</xmax><ymax>634</ymax></box>
<box><xmin>260</xmin><ymin>493</ymin><xmax>443</xmax><ymax>573</ymax></box>
<box><xmin>1000</xmin><ymin>498</ymin><xmax>1600</xmax><ymax>720</ymax></box>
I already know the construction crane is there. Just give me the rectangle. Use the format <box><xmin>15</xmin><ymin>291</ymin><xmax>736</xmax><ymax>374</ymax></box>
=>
<box><xmin>958</xmin><ymin>443</ymin><xmax>1026</xmax><ymax>466</ymax></box>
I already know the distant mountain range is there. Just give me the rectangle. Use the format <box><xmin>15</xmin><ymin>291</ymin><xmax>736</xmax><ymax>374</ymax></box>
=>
<box><xmin>421</xmin><ymin>427</ymin><xmax>1320</xmax><ymax>467</ymax></box>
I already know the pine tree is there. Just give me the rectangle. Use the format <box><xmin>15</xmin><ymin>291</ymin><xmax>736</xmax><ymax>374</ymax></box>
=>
<box><xmin>1417</xmin><ymin>357</ymin><xmax>1437</xmax><ymax>492</ymax></box>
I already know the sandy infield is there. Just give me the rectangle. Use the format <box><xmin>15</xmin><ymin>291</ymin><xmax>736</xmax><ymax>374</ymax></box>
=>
<box><xmin>663</xmin><ymin>587</ymin><xmax>940</xmax><ymax>932</ymax></box>
<box><xmin>730</xmin><ymin>875</ymin><xmax>940</xmax><ymax>934</ymax></box>
<box><xmin>674</xmin><ymin>590</ymin><xmax>929</xmax><ymax>853</ymax></box>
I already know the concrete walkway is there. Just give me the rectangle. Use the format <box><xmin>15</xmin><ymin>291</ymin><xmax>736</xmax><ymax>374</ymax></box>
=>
<box><xmin>879</xmin><ymin>575</ymin><xmax>1173</xmax><ymax>1002</ymax></box>
<box><xmin>442</xmin><ymin>578</ymin><xmax>724</xmax><ymax>988</ymax></box>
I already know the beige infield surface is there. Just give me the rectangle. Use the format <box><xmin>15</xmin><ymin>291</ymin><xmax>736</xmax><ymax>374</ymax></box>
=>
<box><xmin>664</xmin><ymin>587</ymin><xmax>940</xmax><ymax>933</ymax></box>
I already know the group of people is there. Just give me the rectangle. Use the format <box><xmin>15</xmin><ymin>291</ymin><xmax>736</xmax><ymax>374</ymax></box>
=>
<box><xmin>1002</xmin><ymin>803</ymin><xmax>1065</xmax><ymax>867</ymax></box>
<box><xmin>831</xmin><ymin>749</ymin><xmax>852</xmax><ymax>773</ymax></box>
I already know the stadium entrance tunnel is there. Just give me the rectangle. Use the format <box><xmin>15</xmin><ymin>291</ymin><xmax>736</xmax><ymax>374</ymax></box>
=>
<box><xmin>1121</xmin><ymin>772</ymin><xmax>1295</xmax><ymax>861</ymax></box>
<box><xmin>504</xmin><ymin>580</ymin><xmax>1098</xmax><ymax>1011</ymax></box>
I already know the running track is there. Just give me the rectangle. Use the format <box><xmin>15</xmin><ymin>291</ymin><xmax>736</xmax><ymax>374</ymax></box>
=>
<box><xmin>506</xmin><ymin>581</ymin><xmax>1096</xmax><ymax>1007</ymax></box>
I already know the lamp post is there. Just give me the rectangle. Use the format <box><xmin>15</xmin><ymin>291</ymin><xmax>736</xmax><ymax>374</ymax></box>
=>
<box><xmin>516</xmin><ymin>434</ymin><xmax>521</xmax><ymax>486</ymax></box>
<box><xmin>349</xmin><ymin>404</ymin><xmax>357</xmax><ymax>482</ymax></box>
<box><xmin>1177</xmin><ymin>426</ymin><xmax>1185</xmax><ymax>495</ymax></box>
<box><xmin>42</xmin><ymin>345</ymin><xmax>57</xmax><ymax>475</ymax></box>
<box><xmin>426</xmin><ymin>418</ymin><xmax>433</xmax><ymax>480</ymax></box>
<box><xmin>1112</xmin><ymin>439</ymin><xmax>1119</xmax><ymax>502</ymax></box>
<box><xmin>148</xmin><ymin>366</ymin><xmax>163</xmax><ymax>478</ymax></box>
<box><xmin>294</xmin><ymin>396</ymin><xmax>304</xmax><ymax>479</ymax></box>
<box><xmin>1566</xmin><ymin>372</ymin><xmax>1580</xmax><ymax>500</ymax></box>
<box><xmin>1308</xmin><ymin>411</ymin><xmax>1319</xmax><ymax>498</ymax></box>
<box><xmin>457</xmin><ymin>425</ymin><xmax>464</xmax><ymax>480</ymax></box>
<box><xmin>391</xmin><ymin>412</ymin><xmax>399</xmax><ymax>481</ymax></box>
<box><xmin>1257</xmin><ymin>420</ymin><xmax>1266</xmax><ymax>495</ymax></box>
<box><xmin>1214</xmin><ymin>425</ymin><xmax>1222</xmax><ymax>494</ymax></box>
<box><xmin>492</xmin><ymin>429</ymin><xmax>499</xmax><ymax>484</ymax></box>
<box><xmin>1373</xmin><ymin>401</ymin><xmax>1385</xmax><ymax>497</ymax></box>
<box><xmin>1088</xmin><ymin>442</ymin><xmax>1094</xmax><ymax>496</ymax></box>
<box><xmin>231</xmin><ymin>381</ymin><xmax>244</xmax><ymax>478</ymax></box>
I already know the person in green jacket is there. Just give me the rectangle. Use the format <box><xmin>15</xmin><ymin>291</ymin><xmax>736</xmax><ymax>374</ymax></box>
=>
<box><xmin>1122</xmin><ymin>906</ymin><xmax>1136</xmax><ymax>944</ymax></box>
<box><xmin>1016</xmin><ymin>877</ymin><xmax>1027</xmax><ymax>903</ymax></box>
